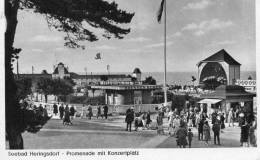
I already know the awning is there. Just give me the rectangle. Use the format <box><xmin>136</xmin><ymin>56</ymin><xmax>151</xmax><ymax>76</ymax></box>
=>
<box><xmin>198</xmin><ymin>99</ymin><xmax>222</xmax><ymax>104</ymax></box>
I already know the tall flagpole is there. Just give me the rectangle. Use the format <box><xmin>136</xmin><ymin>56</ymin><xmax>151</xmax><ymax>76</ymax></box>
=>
<box><xmin>163</xmin><ymin>0</ymin><xmax>167</xmax><ymax>107</ymax></box>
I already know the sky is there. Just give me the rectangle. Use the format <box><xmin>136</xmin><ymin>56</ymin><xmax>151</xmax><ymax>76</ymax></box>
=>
<box><xmin>13</xmin><ymin>0</ymin><xmax>256</xmax><ymax>74</ymax></box>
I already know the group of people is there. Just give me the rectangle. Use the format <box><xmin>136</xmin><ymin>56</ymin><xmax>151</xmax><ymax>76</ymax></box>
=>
<box><xmin>167</xmin><ymin>107</ymin><xmax>257</xmax><ymax>148</ymax></box>
<box><xmin>85</xmin><ymin>105</ymin><xmax>108</xmax><ymax>120</ymax></box>
<box><xmin>52</xmin><ymin>103</ymin><xmax>76</xmax><ymax>125</ymax></box>
<box><xmin>125</xmin><ymin>107</ymin><xmax>152</xmax><ymax>132</ymax></box>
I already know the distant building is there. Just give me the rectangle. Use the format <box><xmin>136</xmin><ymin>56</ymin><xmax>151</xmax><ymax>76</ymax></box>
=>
<box><xmin>197</xmin><ymin>49</ymin><xmax>241</xmax><ymax>86</ymax></box>
<box><xmin>132</xmin><ymin>68</ymin><xmax>142</xmax><ymax>81</ymax></box>
<box><xmin>15</xmin><ymin>62</ymin><xmax>144</xmax><ymax>96</ymax></box>
<box><xmin>91</xmin><ymin>84</ymin><xmax>161</xmax><ymax>105</ymax></box>
<box><xmin>52</xmin><ymin>62</ymin><xmax>70</xmax><ymax>79</ymax></box>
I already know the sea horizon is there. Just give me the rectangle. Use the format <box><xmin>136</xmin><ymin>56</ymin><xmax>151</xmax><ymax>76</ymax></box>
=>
<box><xmin>75</xmin><ymin>71</ymin><xmax>256</xmax><ymax>85</ymax></box>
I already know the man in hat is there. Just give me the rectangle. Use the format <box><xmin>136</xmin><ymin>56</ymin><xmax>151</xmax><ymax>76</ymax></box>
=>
<box><xmin>125</xmin><ymin>107</ymin><xmax>135</xmax><ymax>132</ymax></box>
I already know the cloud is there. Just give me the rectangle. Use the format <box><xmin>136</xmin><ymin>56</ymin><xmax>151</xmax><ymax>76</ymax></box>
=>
<box><xmin>182</xmin><ymin>19</ymin><xmax>234</xmax><ymax>36</ymax></box>
<box><xmin>31</xmin><ymin>49</ymin><xmax>43</xmax><ymax>52</ymax></box>
<box><xmin>95</xmin><ymin>45</ymin><xmax>117</xmax><ymax>50</ymax></box>
<box><xmin>125</xmin><ymin>37</ymin><xmax>151</xmax><ymax>42</ymax></box>
<box><xmin>30</xmin><ymin>35</ymin><xmax>62</xmax><ymax>42</ymax></box>
<box><xmin>126</xmin><ymin>48</ymin><xmax>142</xmax><ymax>53</ymax></box>
<box><xmin>167</xmin><ymin>32</ymin><xmax>182</xmax><ymax>39</ymax></box>
<box><xmin>145</xmin><ymin>41</ymin><xmax>174</xmax><ymax>48</ymax></box>
<box><xmin>207</xmin><ymin>40</ymin><xmax>236</xmax><ymax>47</ymax></box>
<box><xmin>183</xmin><ymin>0</ymin><xmax>214</xmax><ymax>10</ymax></box>
<box><xmin>54</xmin><ymin>47</ymin><xmax>65</xmax><ymax>51</ymax></box>
<box><xmin>194</xmin><ymin>30</ymin><xmax>205</xmax><ymax>36</ymax></box>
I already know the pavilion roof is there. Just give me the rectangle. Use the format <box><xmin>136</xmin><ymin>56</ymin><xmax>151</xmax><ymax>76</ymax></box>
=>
<box><xmin>197</xmin><ymin>49</ymin><xmax>241</xmax><ymax>67</ymax></box>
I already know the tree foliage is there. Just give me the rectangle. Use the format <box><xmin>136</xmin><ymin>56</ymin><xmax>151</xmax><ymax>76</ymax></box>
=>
<box><xmin>143</xmin><ymin>76</ymin><xmax>156</xmax><ymax>85</ymax></box>
<box><xmin>15</xmin><ymin>78</ymin><xmax>32</xmax><ymax>100</ymax></box>
<box><xmin>20</xmin><ymin>0</ymin><xmax>134</xmax><ymax>49</ymax></box>
<box><xmin>5</xmin><ymin>0</ymin><xmax>134</xmax><ymax>149</ymax></box>
<box><xmin>36</xmin><ymin>78</ymin><xmax>53</xmax><ymax>102</ymax></box>
<box><xmin>100</xmin><ymin>75</ymin><xmax>108</xmax><ymax>81</ymax></box>
<box><xmin>52</xmin><ymin>79</ymin><xmax>74</xmax><ymax>99</ymax></box>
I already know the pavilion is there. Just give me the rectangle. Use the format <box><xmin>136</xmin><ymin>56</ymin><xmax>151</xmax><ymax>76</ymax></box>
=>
<box><xmin>199</xmin><ymin>85</ymin><xmax>256</xmax><ymax>115</ymax></box>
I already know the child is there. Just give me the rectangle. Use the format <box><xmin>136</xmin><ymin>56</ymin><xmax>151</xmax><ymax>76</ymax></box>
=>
<box><xmin>187</xmin><ymin>128</ymin><xmax>193</xmax><ymax>148</ymax></box>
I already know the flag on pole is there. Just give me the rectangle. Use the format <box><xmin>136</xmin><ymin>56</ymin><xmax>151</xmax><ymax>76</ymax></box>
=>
<box><xmin>157</xmin><ymin>0</ymin><xmax>165</xmax><ymax>23</ymax></box>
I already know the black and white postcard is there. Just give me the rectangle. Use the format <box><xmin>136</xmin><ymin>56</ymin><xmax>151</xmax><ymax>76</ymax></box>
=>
<box><xmin>1</xmin><ymin>0</ymin><xmax>259</xmax><ymax>160</ymax></box>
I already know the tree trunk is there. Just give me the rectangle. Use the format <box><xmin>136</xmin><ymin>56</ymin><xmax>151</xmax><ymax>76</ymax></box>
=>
<box><xmin>5</xmin><ymin>0</ymin><xmax>24</xmax><ymax>149</ymax></box>
<box><xmin>6</xmin><ymin>126</ymin><xmax>24</xmax><ymax>149</ymax></box>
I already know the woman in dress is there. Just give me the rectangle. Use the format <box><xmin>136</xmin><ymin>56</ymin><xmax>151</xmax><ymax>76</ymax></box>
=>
<box><xmin>203</xmin><ymin>121</ymin><xmax>211</xmax><ymax>146</ymax></box>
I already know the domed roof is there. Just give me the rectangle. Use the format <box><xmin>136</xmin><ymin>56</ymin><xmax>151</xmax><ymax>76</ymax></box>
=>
<box><xmin>133</xmin><ymin>68</ymin><xmax>141</xmax><ymax>74</ymax></box>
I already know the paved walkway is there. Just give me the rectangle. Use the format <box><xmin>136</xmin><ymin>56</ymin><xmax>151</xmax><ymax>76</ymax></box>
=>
<box><xmin>21</xmin><ymin>115</ymin><xmax>248</xmax><ymax>149</ymax></box>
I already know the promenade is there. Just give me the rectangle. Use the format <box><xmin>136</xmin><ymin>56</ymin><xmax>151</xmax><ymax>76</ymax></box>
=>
<box><xmin>21</xmin><ymin>115</ymin><xmax>244</xmax><ymax>149</ymax></box>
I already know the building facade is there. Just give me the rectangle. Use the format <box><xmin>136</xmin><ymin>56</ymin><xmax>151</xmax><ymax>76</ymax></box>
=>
<box><xmin>197</xmin><ymin>49</ymin><xmax>241</xmax><ymax>86</ymax></box>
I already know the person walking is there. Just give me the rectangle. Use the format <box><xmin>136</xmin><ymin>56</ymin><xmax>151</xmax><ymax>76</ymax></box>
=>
<box><xmin>70</xmin><ymin>105</ymin><xmax>76</xmax><ymax>120</ymax></box>
<box><xmin>63</xmin><ymin>105</ymin><xmax>72</xmax><ymax>125</ymax></box>
<box><xmin>203</xmin><ymin>121</ymin><xmax>211</xmax><ymax>146</ymax></box>
<box><xmin>191</xmin><ymin>111</ymin><xmax>196</xmax><ymax>127</ymax></box>
<box><xmin>167</xmin><ymin>109</ymin><xmax>174</xmax><ymax>135</ymax></box>
<box><xmin>173</xmin><ymin>115</ymin><xmax>180</xmax><ymax>137</ymax></box>
<box><xmin>187</xmin><ymin>128</ymin><xmax>193</xmax><ymax>148</ymax></box>
<box><xmin>59</xmin><ymin>104</ymin><xmax>65</xmax><ymax>120</ymax></box>
<box><xmin>157</xmin><ymin>111</ymin><xmax>164</xmax><ymax>135</ymax></box>
<box><xmin>220</xmin><ymin>112</ymin><xmax>226</xmax><ymax>132</ymax></box>
<box><xmin>211</xmin><ymin>110</ymin><xmax>218</xmax><ymax>125</ymax></box>
<box><xmin>145</xmin><ymin>111</ymin><xmax>152</xmax><ymax>129</ymax></box>
<box><xmin>96</xmin><ymin>106</ymin><xmax>102</xmax><ymax>119</ymax></box>
<box><xmin>212</xmin><ymin>120</ymin><xmax>221</xmax><ymax>145</ymax></box>
<box><xmin>43</xmin><ymin>105</ymin><xmax>49</xmax><ymax>119</ymax></box>
<box><xmin>198</xmin><ymin>118</ymin><xmax>204</xmax><ymax>141</ymax></box>
<box><xmin>103</xmin><ymin>105</ymin><xmax>108</xmax><ymax>119</ymax></box>
<box><xmin>125</xmin><ymin>107</ymin><xmax>135</xmax><ymax>132</ymax></box>
<box><xmin>228</xmin><ymin>108</ymin><xmax>234</xmax><ymax>127</ymax></box>
<box><xmin>87</xmin><ymin>105</ymin><xmax>93</xmax><ymax>120</ymax></box>
<box><xmin>240</xmin><ymin>121</ymin><xmax>250</xmax><ymax>147</ymax></box>
<box><xmin>53</xmin><ymin>103</ymin><xmax>58</xmax><ymax>116</ymax></box>
<box><xmin>176</xmin><ymin>122</ymin><xmax>188</xmax><ymax>148</ymax></box>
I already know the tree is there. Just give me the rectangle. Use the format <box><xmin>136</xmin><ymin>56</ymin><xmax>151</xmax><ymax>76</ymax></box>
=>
<box><xmin>41</xmin><ymin>70</ymin><xmax>48</xmax><ymax>74</ymax></box>
<box><xmin>5</xmin><ymin>0</ymin><xmax>134</xmax><ymax>149</ymax></box>
<box><xmin>100</xmin><ymin>75</ymin><xmax>108</xmax><ymax>81</ymax></box>
<box><xmin>36</xmin><ymin>78</ymin><xmax>54</xmax><ymax>103</ymax></box>
<box><xmin>52</xmin><ymin>79</ymin><xmax>74</xmax><ymax>102</ymax></box>
<box><xmin>143</xmin><ymin>76</ymin><xmax>156</xmax><ymax>85</ymax></box>
<box><xmin>248</xmin><ymin>75</ymin><xmax>252</xmax><ymax>80</ymax></box>
<box><xmin>15</xmin><ymin>78</ymin><xmax>32</xmax><ymax>100</ymax></box>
